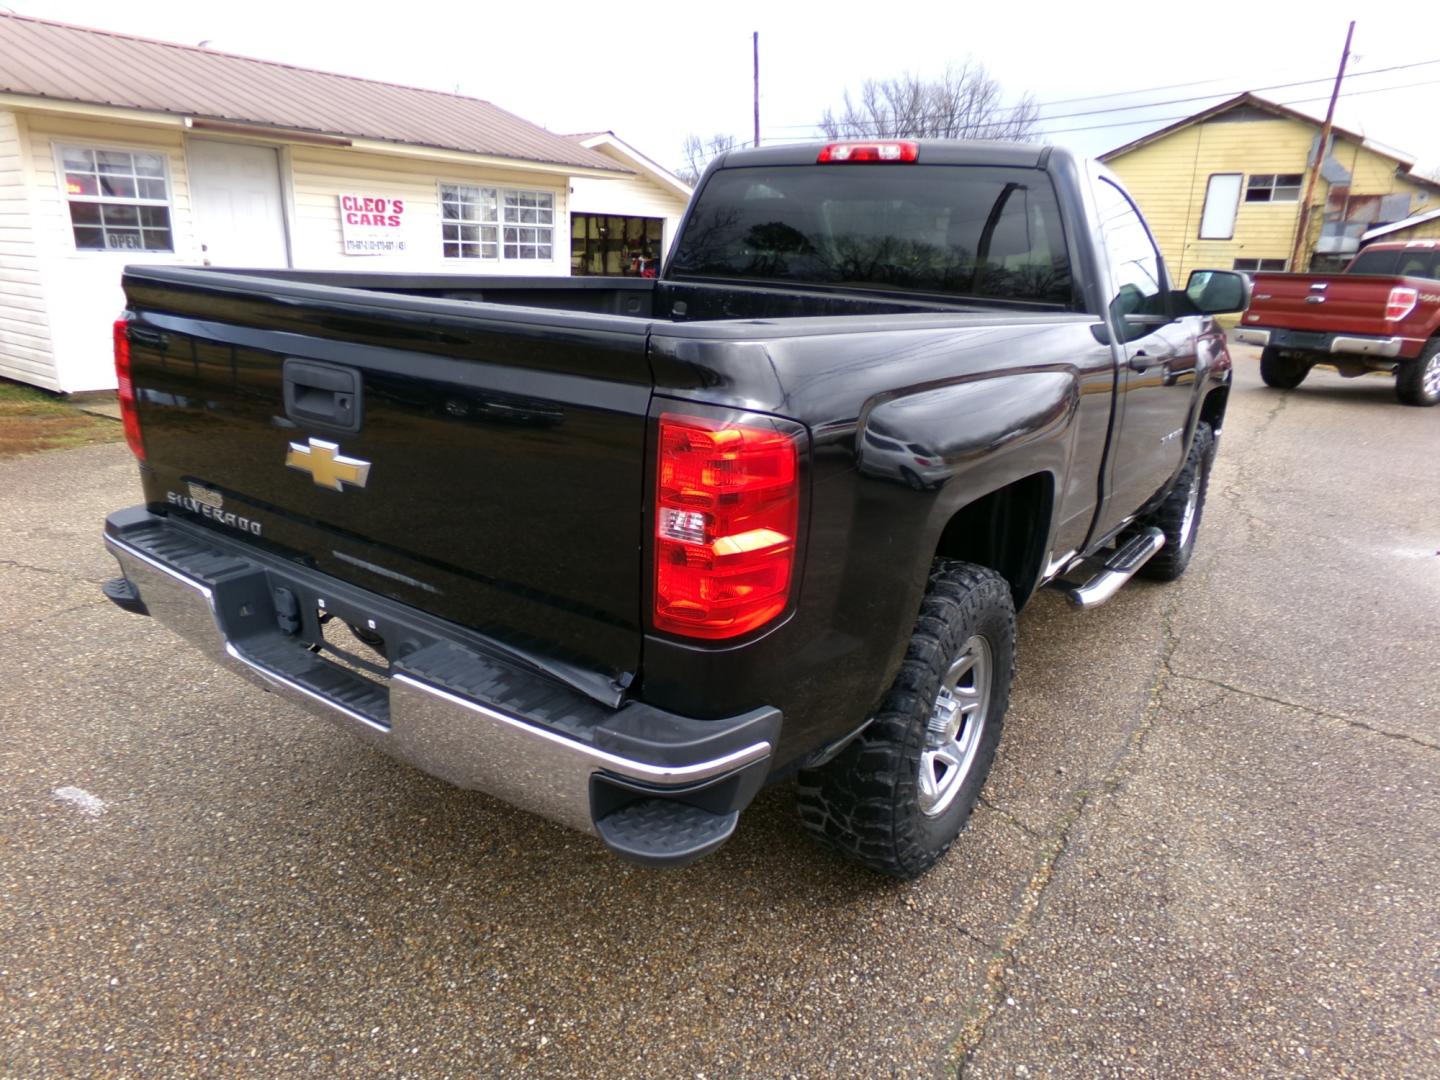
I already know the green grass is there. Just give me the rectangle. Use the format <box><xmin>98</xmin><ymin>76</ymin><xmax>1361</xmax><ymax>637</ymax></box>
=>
<box><xmin>0</xmin><ymin>377</ymin><xmax>123</xmax><ymax>458</ymax></box>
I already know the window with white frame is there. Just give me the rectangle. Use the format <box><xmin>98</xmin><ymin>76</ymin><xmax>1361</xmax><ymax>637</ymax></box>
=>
<box><xmin>440</xmin><ymin>183</ymin><xmax>554</xmax><ymax>260</ymax></box>
<box><xmin>502</xmin><ymin>190</ymin><xmax>554</xmax><ymax>259</ymax></box>
<box><xmin>59</xmin><ymin>146</ymin><xmax>173</xmax><ymax>251</ymax></box>
<box><xmin>440</xmin><ymin>183</ymin><xmax>498</xmax><ymax>259</ymax></box>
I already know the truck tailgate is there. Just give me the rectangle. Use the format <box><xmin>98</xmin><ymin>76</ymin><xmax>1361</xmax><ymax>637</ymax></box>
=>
<box><xmin>122</xmin><ymin>267</ymin><xmax>653</xmax><ymax>689</ymax></box>
<box><xmin>1247</xmin><ymin>272</ymin><xmax>1411</xmax><ymax>335</ymax></box>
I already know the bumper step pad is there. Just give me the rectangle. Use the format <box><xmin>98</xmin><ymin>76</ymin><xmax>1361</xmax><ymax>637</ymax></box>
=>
<box><xmin>595</xmin><ymin>799</ymin><xmax>740</xmax><ymax>868</ymax></box>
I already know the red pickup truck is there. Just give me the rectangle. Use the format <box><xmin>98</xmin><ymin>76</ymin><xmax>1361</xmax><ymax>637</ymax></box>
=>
<box><xmin>1238</xmin><ymin>240</ymin><xmax>1440</xmax><ymax>406</ymax></box>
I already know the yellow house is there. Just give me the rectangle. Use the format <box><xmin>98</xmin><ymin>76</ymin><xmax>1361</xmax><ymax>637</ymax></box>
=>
<box><xmin>1100</xmin><ymin>93</ymin><xmax>1438</xmax><ymax>280</ymax></box>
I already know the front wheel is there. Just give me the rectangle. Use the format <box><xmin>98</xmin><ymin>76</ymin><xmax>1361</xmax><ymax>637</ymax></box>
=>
<box><xmin>1259</xmin><ymin>346</ymin><xmax>1309</xmax><ymax>389</ymax></box>
<box><xmin>1136</xmin><ymin>422</ymin><xmax>1213</xmax><ymax>582</ymax></box>
<box><xmin>796</xmin><ymin>561</ymin><xmax>1015</xmax><ymax>879</ymax></box>
<box><xmin>1395</xmin><ymin>340</ymin><xmax>1440</xmax><ymax>407</ymax></box>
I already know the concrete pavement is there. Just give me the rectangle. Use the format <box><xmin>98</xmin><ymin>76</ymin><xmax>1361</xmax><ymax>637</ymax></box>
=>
<box><xmin>1</xmin><ymin>348</ymin><xmax>1436</xmax><ymax>1077</ymax></box>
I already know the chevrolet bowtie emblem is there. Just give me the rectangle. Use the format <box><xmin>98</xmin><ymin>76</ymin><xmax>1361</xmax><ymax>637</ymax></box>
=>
<box><xmin>285</xmin><ymin>437</ymin><xmax>372</xmax><ymax>491</ymax></box>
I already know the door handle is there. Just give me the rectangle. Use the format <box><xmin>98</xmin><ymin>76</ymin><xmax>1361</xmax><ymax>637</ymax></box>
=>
<box><xmin>1129</xmin><ymin>349</ymin><xmax>1172</xmax><ymax>372</ymax></box>
<box><xmin>127</xmin><ymin>326</ymin><xmax>167</xmax><ymax>350</ymax></box>
<box><xmin>283</xmin><ymin>358</ymin><xmax>363</xmax><ymax>432</ymax></box>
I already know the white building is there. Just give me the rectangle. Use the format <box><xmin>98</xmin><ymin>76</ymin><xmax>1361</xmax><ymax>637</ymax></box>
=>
<box><xmin>0</xmin><ymin>14</ymin><xmax>691</xmax><ymax>392</ymax></box>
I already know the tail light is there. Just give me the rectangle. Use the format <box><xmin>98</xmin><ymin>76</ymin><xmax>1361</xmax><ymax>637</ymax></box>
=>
<box><xmin>654</xmin><ymin>413</ymin><xmax>800</xmax><ymax>639</ymax></box>
<box><xmin>817</xmin><ymin>141</ymin><xmax>919</xmax><ymax>164</ymax></box>
<box><xmin>1385</xmin><ymin>286</ymin><xmax>1418</xmax><ymax>321</ymax></box>
<box><xmin>112</xmin><ymin>317</ymin><xmax>145</xmax><ymax>461</ymax></box>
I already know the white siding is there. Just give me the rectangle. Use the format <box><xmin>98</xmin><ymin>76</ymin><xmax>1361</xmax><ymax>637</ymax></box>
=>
<box><xmin>288</xmin><ymin>145</ymin><xmax>569</xmax><ymax>274</ymax></box>
<box><xmin>5</xmin><ymin>108</ymin><xmax>685</xmax><ymax>393</ymax></box>
<box><xmin>0</xmin><ymin>110</ymin><xmax>56</xmax><ymax>388</ymax></box>
<box><xmin>24</xmin><ymin>113</ymin><xmax>196</xmax><ymax>392</ymax></box>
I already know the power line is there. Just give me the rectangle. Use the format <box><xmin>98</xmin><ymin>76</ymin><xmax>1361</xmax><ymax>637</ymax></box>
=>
<box><xmin>1036</xmin><ymin>77</ymin><xmax>1440</xmax><ymax>136</ymax></box>
<box><xmin>679</xmin><ymin>74</ymin><xmax>1438</xmax><ymax>172</ymax></box>
<box><xmin>763</xmin><ymin>56</ymin><xmax>1440</xmax><ymax>134</ymax></box>
<box><xmin>1031</xmin><ymin>53</ymin><xmax>1439</xmax><ymax>107</ymax></box>
<box><xmin>1036</xmin><ymin>59</ymin><xmax>1439</xmax><ymax>122</ymax></box>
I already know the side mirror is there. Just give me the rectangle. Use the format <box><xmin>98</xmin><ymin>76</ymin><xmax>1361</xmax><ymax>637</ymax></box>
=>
<box><xmin>1185</xmin><ymin>269</ymin><xmax>1251</xmax><ymax>315</ymax></box>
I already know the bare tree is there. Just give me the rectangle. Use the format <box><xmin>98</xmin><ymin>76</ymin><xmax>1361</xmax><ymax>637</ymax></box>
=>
<box><xmin>677</xmin><ymin>133</ymin><xmax>739</xmax><ymax>186</ymax></box>
<box><xmin>820</xmin><ymin>62</ymin><xmax>1038</xmax><ymax>142</ymax></box>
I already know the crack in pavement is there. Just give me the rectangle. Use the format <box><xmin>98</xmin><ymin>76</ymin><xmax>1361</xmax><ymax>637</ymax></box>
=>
<box><xmin>976</xmin><ymin>795</ymin><xmax>1041</xmax><ymax>841</ymax></box>
<box><xmin>943</xmin><ymin>375</ymin><xmax>1432</xmax><ymax>1074</ymax></box>
<box><xmin>1211</xmin><ymin>379</ymin><xmax>1288</xmax><ymax>546</ymax></box>
<box><xmin>0</xmin><ymin>558</ymin><xmax>75</xmax><ymax>579</ymax></box>
<box><xmin>0</xmin><ymin>598</ymin><xmax>110</xmax><ymax>639</ymax></box>
<box><xmin>1169</xmin><ymin>671</ymin><xmax>1440</xmax><ymax>753</ymax></box>
<box><xmin>946</xmin><ymin>588</ymin><xmax>1187</xmax><ymax>1077</ymax></box>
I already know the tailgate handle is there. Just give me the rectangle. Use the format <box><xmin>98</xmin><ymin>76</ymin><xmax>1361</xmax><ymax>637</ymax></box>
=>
<box><xmin>283</xmin><ymin>359</ymin><xmax>363</xmax><ymax>433</ymax></box>
<box><xmin>128</xmin><ymin>326</ymin><xmax>167</xmax><ymax>350</ymax></box>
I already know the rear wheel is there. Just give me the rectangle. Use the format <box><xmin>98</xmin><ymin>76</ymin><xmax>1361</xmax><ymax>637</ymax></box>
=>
<box><xmin>1136</xmin><ymin>422</ymin><xmax>1212</xmax><ymax>582</ymax></box>
<box><xmin>1395</xmin><ymin>339</ymin><xmax>1440</xmax><ymax>407</ymax></box>
<box><xmin>1259</xmin><ymin>346</ymin><xmax>1309</xmax><ymax>389</ymax></box>
<box><xmin>796</xmin><ymin>561</ymin><xmax>1014</xmax><ymax>879</ymax></box>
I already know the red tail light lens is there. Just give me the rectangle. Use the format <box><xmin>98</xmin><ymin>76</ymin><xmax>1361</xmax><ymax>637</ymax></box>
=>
<box><xmin>112</xmin><ymin>317</ymin><xmax>145</xmax><ymax>461</ymax></box>
<box><xmin>1385</xmin><ymin>286</ymin><xmax>1418</xmax><ymax>321</ymax></box>
<box><xmin>654</xmin><ymin>413</ymin><xmax>800</xmax><ymax>639</ymax></box>
<box><xmin>817</xmin><ymin>141</ymin><xmax>919</xmax><ymax>164</ymax></box>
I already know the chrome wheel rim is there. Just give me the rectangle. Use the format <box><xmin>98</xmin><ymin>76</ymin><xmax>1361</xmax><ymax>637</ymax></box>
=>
<box><xmin>1178</xmin><ymin>467</ymin><xmax>1201</xmax><ymax>550</ymax></box>
<box><xmin>1423</xmin><ymin>352</ymin><xmax>1440</xmax><ymax>398</ymax></box>
<box><xmin>919</xmin><ymin>635</ymin><xmax>992</xmax><ymax>818</ymax></box>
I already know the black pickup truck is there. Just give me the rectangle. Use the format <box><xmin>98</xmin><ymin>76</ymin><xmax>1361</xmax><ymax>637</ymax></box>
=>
<box><xmin>102</xmin><ymin>140</ymin><xmax>1246</xmax><ymax>878</ymax></box>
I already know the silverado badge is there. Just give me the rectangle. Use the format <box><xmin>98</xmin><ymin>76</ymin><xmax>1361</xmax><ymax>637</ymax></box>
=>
<box><xmin>286</xmin><ymin>437</ymin><xmax>371</xmax><ymax>492</ymax></box>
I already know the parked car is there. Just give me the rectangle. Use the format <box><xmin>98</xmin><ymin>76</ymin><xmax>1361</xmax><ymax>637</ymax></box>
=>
<box><xmin>1238</xmin><ymin>240</ymin><xmax>1440</xmax><ymax>405</ymax></box>
<box><xmin>101</xmin><ymin>140</ymin><xmax>1246</xmax><ymax>878</ymax></box>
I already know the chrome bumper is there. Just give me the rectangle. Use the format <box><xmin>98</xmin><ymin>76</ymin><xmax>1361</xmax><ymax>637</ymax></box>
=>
<box><xmin>104</xmin><ymin>522</ymin><xmax>775</xmax><ymax>848</ymax></box>
<box><xmin>1330</xmin><ymin>335</ymin><xmax>1403</xmax><ymax>358</ymax></box>
<box><xmin>1235</xmin><ymin>327</ymin><xmax>1404</xmax><ymax>359</ymax></box>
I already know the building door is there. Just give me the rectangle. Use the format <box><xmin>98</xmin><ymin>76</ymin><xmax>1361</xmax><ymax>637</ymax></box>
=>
<box><xmin>187</xmin><ymin>139</ymin><xmax>289</xmax><ymax>267</ymax></box>
<box><xmin>570</xmin><ymin>214</ymin><xmax>664</xmax><ymax>276</ymax></box>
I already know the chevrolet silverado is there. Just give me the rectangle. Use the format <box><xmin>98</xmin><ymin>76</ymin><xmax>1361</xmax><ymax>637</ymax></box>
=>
<box><xmin>101</xmin><ymin>140</ymin><xmax>1247</xmax><ymax>877</ymax></box>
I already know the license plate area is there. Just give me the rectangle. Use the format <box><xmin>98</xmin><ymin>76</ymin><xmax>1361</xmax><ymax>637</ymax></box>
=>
<box><xmin>1278</xmin><ymin>330</ymin><xmax>1328</xmax><ymax>351</ymax></box>
<box><xmin>315</xmin><ymin>611</ymin><xmax>392</xmax><ymax>688</ymax></box>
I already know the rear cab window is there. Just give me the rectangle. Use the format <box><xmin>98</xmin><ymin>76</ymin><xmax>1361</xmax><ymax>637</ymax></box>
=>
<box><xmin>669</xmin><ymin>163</ymin><xmax>1075</xmax><ymax>307</ymax></box>
<box><xmin>1349</xmin><ymin>248</ymin><xmax>1439</xmax><ymax>279</ymax></box>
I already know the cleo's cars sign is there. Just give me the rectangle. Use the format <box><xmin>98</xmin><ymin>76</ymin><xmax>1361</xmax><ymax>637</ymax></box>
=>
<box><xmin>339</xmin><ymin>194</ymin><xmax>407</xmax><ymax>255</ymax></box>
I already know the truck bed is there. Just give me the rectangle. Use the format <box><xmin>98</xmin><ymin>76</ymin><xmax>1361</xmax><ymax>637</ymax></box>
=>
<box><xmin>184</xmin><ymin>266</ymin><xmax>1074</xmax><ymax>321</ymax></box>
<box><xmin>120</xmin><ymin>265</ymin><xmax>1083</xmax><ymax>709</ymax></box>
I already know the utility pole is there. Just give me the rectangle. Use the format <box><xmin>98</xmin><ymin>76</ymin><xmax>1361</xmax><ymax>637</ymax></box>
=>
<box><xmin>753</xmin><ymin>32</ymin><xmax>760</xmax><ymax>148</ymax></box>
<box><xmin>1290</xmin><ymin>20</ymin><xmax>1355</xmax><ymax>273</ymax></box>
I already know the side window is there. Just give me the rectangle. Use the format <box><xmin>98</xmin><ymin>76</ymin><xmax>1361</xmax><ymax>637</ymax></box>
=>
<box><xmin>1094</xmin><ymin>179</ymin><xmax>1165</xmax><ymax>334</ymax></box>
<box><xmin>58</xmin><ymin>145</ymin><xmax>174</xmax><ymax>252</ymax></box>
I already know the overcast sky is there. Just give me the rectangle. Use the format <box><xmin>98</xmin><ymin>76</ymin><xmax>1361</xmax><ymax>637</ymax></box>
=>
<box><xmin>12</xmin><ymin>0</ymin><xmax>1439</xmax><ymax>177</ymax></box>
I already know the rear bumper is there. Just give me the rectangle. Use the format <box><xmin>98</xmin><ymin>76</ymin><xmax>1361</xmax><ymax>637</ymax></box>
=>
<box><xmin>1330</xmin><ymin>335</ymin><xmax>1403</xmax><ymax>358</ymax></box>
<box><xmin>1237</xmin><ymin>327</ymin><xmax>1410</xmax><ymax>359</ymax></box>
<box><xmin>103</xmin><ymin>507</ymin><xmax>779</xmax><ymax>866</ymax></box>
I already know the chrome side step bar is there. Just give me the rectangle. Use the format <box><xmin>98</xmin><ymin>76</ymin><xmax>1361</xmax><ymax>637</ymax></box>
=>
<box><xmin>1057</xmin><ymin>527</ymin><xmax>1165</xmax><ymax>609</ymax></box>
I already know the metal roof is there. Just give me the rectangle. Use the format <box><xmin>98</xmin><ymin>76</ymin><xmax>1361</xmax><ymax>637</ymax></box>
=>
<box><xmin>1362</xmin><ymin>207</ymin><xmax>1440</xmax><ymax>243</ymax></box>
<box><xmin>0</xmin><ymin>13</ymin><xmax>625</xmax><ymax>174</ymax></box>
